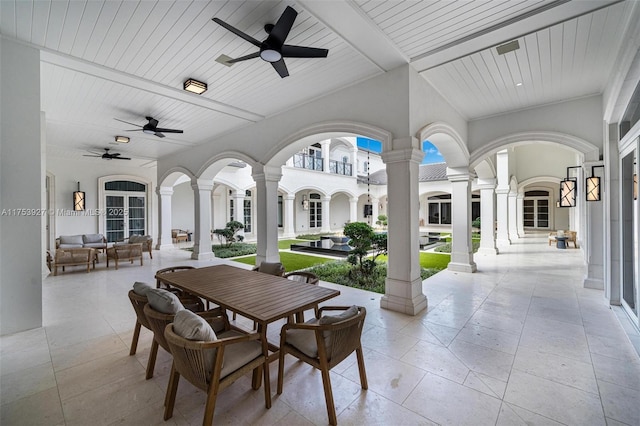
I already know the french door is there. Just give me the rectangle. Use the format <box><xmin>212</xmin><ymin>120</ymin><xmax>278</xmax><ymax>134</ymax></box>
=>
<box><xmin>309</xmin><ymin>197</ymin><xmax>322</xmax><ymax>228</ymax></box>
<box><xmin>105</xmin><ymin>193</ymin><xmax>146</xmax><ymax>242</ymax></box>
<box><xmin>523</xmin><ymin>197</ymin><xmax>549</xmax><ymax>228</ymax></box>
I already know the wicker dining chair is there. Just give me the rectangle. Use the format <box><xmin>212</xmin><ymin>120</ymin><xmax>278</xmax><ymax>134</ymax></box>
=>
<box><xmin>163</xmin><ymin>314</ymin><xmax>271</xmax><ymax>425</ymax></box>
<box><xmin>284</xmin><ymin>271</ymin><xmax>320</xmax><ymax>321</ymax></box>
<box><xmin>143</xmin><ymin>302</ymin><xmax>223</xmax><ymax>380</ymax></box>
<box><xmin>128</xmin><ymin>289</ymin><xmax>152</xmax><ymax>356</ymax></box>
<box><xmin>277</xmin><ymin>306</ymin><xmax>368</xmax><ymax>426</ymax></box>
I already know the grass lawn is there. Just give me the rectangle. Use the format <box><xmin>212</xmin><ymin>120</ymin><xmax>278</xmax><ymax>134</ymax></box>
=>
<box><xmin>232</xmin><ymin>251</ymin><xmax>335</xmax><ymax>271</ymax></box>
<box><xmin>277</xmin><ymin>239</ymin><xmax>307</xmax><ymax>249</ymax></box>
<box><xmin>378</xmin><ymin>252</ymin><xmax>450</xmax><ymax>269</ymax></box>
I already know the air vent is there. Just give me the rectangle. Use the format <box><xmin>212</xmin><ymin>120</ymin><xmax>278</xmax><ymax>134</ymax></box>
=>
<box><xmin>496</xmin><ymin>40</ymin><xmax>520</xmax><ymax>55</ymax></box>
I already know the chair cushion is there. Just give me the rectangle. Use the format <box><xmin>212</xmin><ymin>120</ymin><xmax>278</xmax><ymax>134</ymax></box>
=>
<box><xmin>257</xmin><ymin>262</ymin><xmax>284</xmax><ymax>276</ymax></box>
<box><xmin>218</xmin><ymin>330</ymin><xmax>263</xmax><ymax>379</ymax></box>
<box><xmin>132</xmin><ymin>281</ymin><xmax>152</xmax><ymax>296</ymax></box>
<box><xmin>83</xmin><ymin>234</ymin><xmax>103</xmax><ymax>244</ymax></box>
<box><xmin>319</xmin><ymin>305</ymin><xmax>359</xmax><ymax>325</ymax></box>
<box><xmin>146</xmin><ymin>288</ymin><xmax>184</xmax><ymax>314</ymax></box>
<box><xmin>287</xmin><ymin>274</ymin><xmax>307</xmax><ymax>283</ymax></box>
<box><xmin>173</xmin><ymin>309</ymin><xmax>217</xmax><ymax>341</ymax></box>
<box><xmin>59</xmin><ymin>235</ymin><xmax>83</xmax><ymax>248</ymax></box>
<box><xmin>285</xmin><ymin>318</ymin><xmax>320</xmax><ymax>358</ymax></box>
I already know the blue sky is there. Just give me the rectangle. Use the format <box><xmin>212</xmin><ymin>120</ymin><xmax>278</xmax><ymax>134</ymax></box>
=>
<box><xmin>356</xmin><ymin>137</ymin><xmax>444</xmax><ymax>164</ymax></box>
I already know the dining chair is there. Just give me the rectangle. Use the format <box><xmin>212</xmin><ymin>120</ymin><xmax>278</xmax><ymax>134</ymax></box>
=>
<box><xmin>163</xmin><ymin>310</ymin><xmax>271</xmax><ymax>425</ymax></box>
<box><xmin>277</xmin><ymin>306</ymin><xmax>368</xmax><ymax>426</ymax></box>
<box><xmin>142</xmin><ymin>289</ymin><xmax>220</xmax><ymax>379</ymax></box>
<box><xmin>284</xmin><ymin>271</ymin><xmax>320</xmax><ymax>321</ymax></box>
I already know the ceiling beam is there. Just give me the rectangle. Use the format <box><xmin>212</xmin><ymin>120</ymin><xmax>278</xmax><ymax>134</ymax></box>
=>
<box><xmin>412</xmin><ymin>0</ymin><xmax>624</xmax><ymax>72</ymax></box>
<box><xmin>39</xmin><ymin>49</ymin><xmax>265</xmax><ymax>123</ymax></box>
<box><xmin>298</xmin><ymin>0</ymin><xmax>408</xmax><ymax>72</ymax></box>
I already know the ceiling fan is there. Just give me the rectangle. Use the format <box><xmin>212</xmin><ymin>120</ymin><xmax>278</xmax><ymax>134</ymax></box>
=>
<box><xmin>83</xmin><ymin>148</ymin><xmax>131</xmax><ymax>160</ymax></box>
<box><xmin>114</xmin><ymin>116</ymin><xmax>183</xmax><ymax>138</ymax></box>
<box><xmin>212</xmin><ymin>6</ymin><xmax>329</xmax><ymax>78</ymax></box>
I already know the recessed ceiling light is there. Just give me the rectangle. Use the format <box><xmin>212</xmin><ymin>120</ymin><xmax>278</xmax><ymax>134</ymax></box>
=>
<box><xmin>516</xmin><ymin>82</ymin><xmax>523</xmax><ymax>87</ymax></box>
<box><xmin>496</xmin><ymin>40</ymin><xmax>520</xmax><ymax>55</ymax></box>
<box><xmin>183</xmin><ymin>78</ymin><xmax>207</xmax><ymax>94</ymax></box>
<box><xmin>115</xmin><ymin>135</ymin><xmax>130</xmax><ymax>143</ymax></box>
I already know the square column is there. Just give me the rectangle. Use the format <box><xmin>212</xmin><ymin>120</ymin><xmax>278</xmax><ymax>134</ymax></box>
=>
<box><xmin>321</xmin><ymin>196</ymin><xmax>331</xmax><ymax>233</ymax></box>
<box><xmin>156</xmin><ymin>187</ymin><xmax>174</xmax><ymax>250</ymax></box>
<box><xmin>349</xmin><ymin>197</ymin><xmax>358</xmax><ymax>223</ymax></box>
<box><xmin>380</xmin><ymin>141</ymin><xmax>427</xmax><ymax>315</ymax></box>
<box><xmin>253</xmin><ymin>165</ymin><xmax>282</xmax><ymax>265</ymax></box>
<box><xmin>447</xmin><ymin>168</ymin><xmax>477</xmax><ymax>272</ymax></box>
<box><xmin>496</xmin><ymin>150</ymin><xmax>511</xmax><ymax>246</ymax></box>
<box><xmin>191</xmin><ymin>179</ymin><xmax>215</xmax><ymax>260</ymax></box>
<box><xmin>516</xmin><ymin>193</ymin><xmax>525</xmax><ymax>237</ymax></box>
<box><xmin>508</xmin><ymin>190</ymin><xmax>519</xmax><ymax>241</ymax></box>
<box><xmin>232</xmin><ymin>190</ymin><xmax>246</xmax><ymax>238</ymax></box>
<box><xmin>477</xmin><ymin>179</ymin><xmax>498</xmax><ymax>255</ymax></box>
<box><xmin>283</xmin><ymin>195</ymin><xmax>296</xmax><ymax>238</ymax></box>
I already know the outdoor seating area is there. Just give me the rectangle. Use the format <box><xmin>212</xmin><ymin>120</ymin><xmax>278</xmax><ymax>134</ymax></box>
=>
<box><xmin>548</xmin><ymin>230</ymin><xmax>578</xmax><ymax>249</ymax></box>
<box><xmin>46</xmin><ymin>247</ymin><xmax>95</xmax><ymax>276</ymax></box>
<box><xmin>3</xmin><ymin>234</ymin><xmax>639</xmax><ymax>425</ymax></box>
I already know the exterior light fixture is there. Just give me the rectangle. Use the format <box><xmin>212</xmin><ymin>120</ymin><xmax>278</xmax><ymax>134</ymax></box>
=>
<box><xmin>115</xmin><ymin>135</ymin><xmax>130</xmax><ymax>143</ymax></box>
<box><xmin>183</xmin><ymin>78</ymin><xmax>207</xmax><ymax>94</ymax></box>
<box><xmin>302</xmin><ymin>195</ymin><xmax>309</xmax><ymax>210</ymax></box>
<box><xmin>586</xmin><ymin>165</ymin><xmax>605</xmax><ymax>202</ymax></box>
<box><xmin>73</xmin><ymin>182</ymin><xmax>85</xmax><ymax>211</ymax></box>
<box><xmin>559</xmin><ymin>166</ymin><xmax>581</xmax><ymax>208</ymax></box>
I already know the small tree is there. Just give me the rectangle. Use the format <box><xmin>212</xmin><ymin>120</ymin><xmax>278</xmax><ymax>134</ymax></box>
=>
<box><xmin>212</xmin><ymin>220</ymin><xmax>244</xmax><ymax>247</ymax></box>
<box><xmin>471</xmin><ymin>217</ymin><xmax>481</xmax><ymax>230</ymax></box>
<box><xmin>375</xmin><ymin>214</ymin><xmax>388</xmax><ymax>229</ymax></box>
<box><xmin>343</xmin><ymin>222</ymin><xmax>388</xmax><ymax>288</ymax></box>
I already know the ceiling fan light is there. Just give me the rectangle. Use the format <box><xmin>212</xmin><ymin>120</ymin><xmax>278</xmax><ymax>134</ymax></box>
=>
<box><xmin>260</xmin><ymin>49</ymin><xmax>282</xmax><ymax>62</ymax></box>
<box><xmin>115</xmin><ymin>135</ymin><xmax>129</xmax><ymax>143</ymax></box>
<box><xmin>142</xmin><ymin>129</ymin><xmax>155</xmax><ymax>135</ymax></box>
<box><xmin>183</xmin><ymin>78</ymin><xmax>207</xmax><ymax>94</ymax></box>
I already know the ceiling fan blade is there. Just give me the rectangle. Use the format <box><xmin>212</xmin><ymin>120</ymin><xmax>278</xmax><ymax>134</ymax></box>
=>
<box><xmin>114</xmin><ymin>118</ymin><xmax>142</xmax><ymax>127</ymax></box>
<box><xmin>112</xmin><ymin>156</ymin><xmax>131</xmax><ymax>160</ymax></box>
<box><xmin>83</xmin><ymin>154</ymin><xmax>101</xmax><ymax>157</ymax></box>
<box><xmin>269</xmin><ymin>6</ymin><xmax>297</xmax><ymax>45</ymax></box>
<box><xmin>154</xmin><ymin>128</ymin><xmax>183</xmax><ymax>134</ymax></box>
<box><xmin>228</xmin><ymin>51</ymin><xmax>260</xmax><ymax>63</ymax></box>
<box><xmin>147</xmin><ymin>117</ymin><xmax>159</xmax><ymax>128</ymax></box>
<box><xmin>271</xmin><ymin>59</ymin><xmax>289</xmax><ymax>78</ymax></box>
<box><xmin>154</xmin><ymin>132</ymin><xmax>166</xmax><ymax>138</ymax></box>
<box><xmin>125</xmin><ymin>129</ymin><xmax>144</xmax><ymax>132</ymax></box>
<box><xmin>282</xmin><ymin>45</ymin><xmax>328</xmax><ymax>58</ymax></box>
<box><xmin>212</xmin><ymin>18</ymin><xmax>261</xmax><ymax>47</ymax></box>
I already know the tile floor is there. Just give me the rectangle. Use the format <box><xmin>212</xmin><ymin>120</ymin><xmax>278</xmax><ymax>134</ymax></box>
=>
<box><xmin>1</xmin><ymin>234</ymin><xmax>639</xmax><ymax>425</ymax></box>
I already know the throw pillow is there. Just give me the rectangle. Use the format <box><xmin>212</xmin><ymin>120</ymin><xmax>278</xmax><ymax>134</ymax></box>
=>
<box><xmin>146</xmin><ymin>288</ymin><xmax>184</xmax><ymax>314</ymax></box>
<box><xmin>132</xmin><ymin>281</ymin><xmax>152</xmax><ymax>296</ymax></box>
<box><xmin>319</xmin><ymin>305</ymin><xmax>359</xmax><ymax>325</ymax></box>
<box><xmin>83</xmin><ymin>234</ymin><xmax>103</xmax><ymax>244</ymax></box>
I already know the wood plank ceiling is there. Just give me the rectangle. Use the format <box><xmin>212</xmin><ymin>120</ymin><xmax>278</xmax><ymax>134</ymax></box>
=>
<box><xmin>0</xmin><ymin>0</ymin><xmax>634</xmax><ymax>164</ymax></box>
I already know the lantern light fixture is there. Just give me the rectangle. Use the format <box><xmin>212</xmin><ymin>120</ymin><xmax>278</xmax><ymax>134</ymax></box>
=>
<box><xmin>73</xmin><ymin>182</ymin><xmax>85</xmax><ymax>211</ymax></box>
<box><xmin>302</xmin><ymin>195</ymin><xmax>309</xmax><ymax>210</ymax></box>
<box><xmin>586</xmin><ymin>165</ymin><xmax>605</xmax><ymax>202</ymax></box>
<box><xmin>559</xmin><ymin>166</ymin><xmax>581</xmax><ymax>208</ymax></box>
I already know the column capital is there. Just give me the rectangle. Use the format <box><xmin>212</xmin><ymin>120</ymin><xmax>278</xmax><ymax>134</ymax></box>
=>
<box><xmin>321</xmin><ymin>196</ymin><xmax>332</xmax><ymax>202</ymax></box>
<box><xmin>476</xmin><ymin>178</ymin><xmax>496</xmax><ymax>188</ymax></box>
<box><xmin>157</xmin><ymin>186</ymin><xmax>174</xmax><ymax>196</ymax></box>
<box><xmin>447</xmin><ymin>167</ymin><xmax>474</xmax><ymax>182</ymax></box>
<box><xmin>191</xmin><ymin>178</ymin><xmax>214</xmax><ymax>192</ymax></box>
<box><xmin>382</xmin><ymin>147</ymin><xmax>423</xmax><ymax>164</ymax></box>
<box><xmin>252</xmin><ymin>164</ymin><xmax>282</xmax><ymax>182</ymax></box>
<box><xmin>495</xmin><ymin>187</ymin><xmax>510</xmax><ymax>195</ymax></box>
<box><xmin>283</xmin><ymin>193</ymin><xmax>295</xmax><ymax>201</ymax></box>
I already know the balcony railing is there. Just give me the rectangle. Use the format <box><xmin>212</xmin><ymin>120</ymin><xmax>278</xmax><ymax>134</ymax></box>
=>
<box><xmin>293</xmin><ymin>153</ymin><xmax>323</xmax><ymax>171</ymax></box>
<box><xmin>329</xmin><ymin>160</ymin><xmax>353</xmax><ymax>176</ymax></box>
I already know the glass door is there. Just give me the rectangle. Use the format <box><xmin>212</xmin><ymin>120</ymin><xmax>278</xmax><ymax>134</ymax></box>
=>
<box><xmin>105</xmin><ymin>193</ymin><xmax>146</xmax><ymax>242</ymax></box>
<box><xmin>309</xmin><ymin>193</ymin><xmax>322</xmax><ymax>228</ymax></box>
<box><xmin>106</xmin><ymin>195</ymin><xmax>126</xmax><ymax>242</ymax></box>
<box><xmin>523</xmin><ymin>192</ymin><xmax>550</xmax><ymax>229</ymax></box>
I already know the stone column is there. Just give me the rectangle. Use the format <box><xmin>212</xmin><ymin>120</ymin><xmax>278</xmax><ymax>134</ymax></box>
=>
<box><xmin>253</xmin><ymin>165</ymin><xmax>282</xmax><ymax>265</ymax></box>
<box><xmin>495</xmin><ymin>150</ymin><xmax>511</xmax><ymax>246</ymax></box>
<box><xmin>477</xmin><ymin>179</ymin><xmax>498</xmax><ymax>255</ymax></box>
<box><xmin>380</xmin><ymin>139</ymin><xmax>428</xmax><ymax>315</ymax></box>
<box><xmin>508</xmin><ymin>190</ymin><xmax>519</xmax><ymax>241</ymax></box>
<box><xmin>156</xmin><ymin>187</ymin><xmax>174</xmax><ymax>250</ymax></box>
<box><xmin>516</xmin><ymin>192</ymin><xmax>525</xmax><ymax>237</ymax></box>
<box><xmin>321</xmin><ymin>196</ymin><xmax>331</xmax><ymax>233</ymax></box>
<box><xmin>447</xmin><ymin>168</ymin><xmax>477</xmax><ymax>272</ymax></box>
<box><xmin>191</xmin><ymin>179</ymin><xmax>215</xmax><ymax>260</ymax></box>
<box><xmin>321</xmin><ymin>140</ymin><xmax>330</xmax><ymax>173</ymax></box>
<box><xmin>283</xmin><ymin>194</ymin><xmax>296</xmax><ymax>238</ymax></box>
<box><xmin>232</xmin><ymin>190</ymin><xmax>245</xmax><ymax>223</ymax></box>
<box><xmin>349</xmin><ymin>197</ymin><xmax>358</xmax><ymax>224</ymax></box>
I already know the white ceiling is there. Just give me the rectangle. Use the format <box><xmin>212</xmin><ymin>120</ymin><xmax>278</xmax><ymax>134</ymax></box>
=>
<box><xmin>0</xmin><ymin>0</ymin><xmax>635</xmax><ymax>165</ymax></box>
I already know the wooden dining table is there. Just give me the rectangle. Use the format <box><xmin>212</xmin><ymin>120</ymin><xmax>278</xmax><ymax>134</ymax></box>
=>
<box><xmin>156</xmin><ymin>264</ymin><xmax>340</xmax><ymax>360</ymax></box>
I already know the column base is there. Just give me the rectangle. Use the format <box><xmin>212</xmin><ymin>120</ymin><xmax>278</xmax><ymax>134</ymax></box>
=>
<box><xmin>477</xmin><ymin>247</ymin><xmax>499</xmax><ymax>255</ymax></box>
<box><xmin>191</xmin><ymin>251</ymin><xmax>215</xmax><ymax>260</ymax></box>
<box><xmin>380</xmin><ymin>293</ymin><xmax>428</xmax><ymax>315</ymax></box>
<box><xmin>584</xmin><ymin>278</ymin><xmax>604</xmax><ymax>290</ymax></box>
<box><xmin>496</xmin><ymin>238</ymin><xmax>511</xmax><ymax>246</ymax></box>
<box><xmin>157</xmin><ymin>243</ymin><xmax>175</xmax><ymax>250</ymax></box>
<box><xmin>448</xmin><ymin>261</ymin><xmax>477</xmax><ymax>273</ymax></box>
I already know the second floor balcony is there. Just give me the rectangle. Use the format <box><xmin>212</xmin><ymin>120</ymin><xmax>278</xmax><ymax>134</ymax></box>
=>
<box><xmin>330</xmin><ymin>160</ymin><xmax>353</xmax><ymax>176</ymax></box>
<box><xmin>293</xmin><ymin>154</ymin><xmax>353</xmax><ymax>176</ymax></box>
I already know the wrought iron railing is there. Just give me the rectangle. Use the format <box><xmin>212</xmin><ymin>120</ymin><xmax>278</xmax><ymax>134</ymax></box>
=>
<box><xmin>293</xmin><ymin>153</ymin><xmax>323</xmax><ymax>171</ymax></box>
<box><xmin>329</xmin><ymin>160</ymin><xmax>353</xmax><ymax>176</ymax></box>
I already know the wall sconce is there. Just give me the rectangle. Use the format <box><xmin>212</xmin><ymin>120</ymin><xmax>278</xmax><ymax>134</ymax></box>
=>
<box><xmin>586</xmin><ymin>165</ymin><xmax>605</xmax><ymax>202</ymax></box>
<box><xmin>183</xmin><ymin>78</ymin><xmax>207</xmax><ymax>94</ymax></box>
<box><xmin>302</xmin><ymin>195</ymin><xmax>309</xmax><ymax>210</ymax></box>
<box><xmin>559</xmin><ymin>166</ymin><xmax>581</xmax><ymax>207</ymax></box>
<box><xmin>73</xmin><ymin>182</ymin><xmax>85</xmax><ymax>211</ymax></box>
